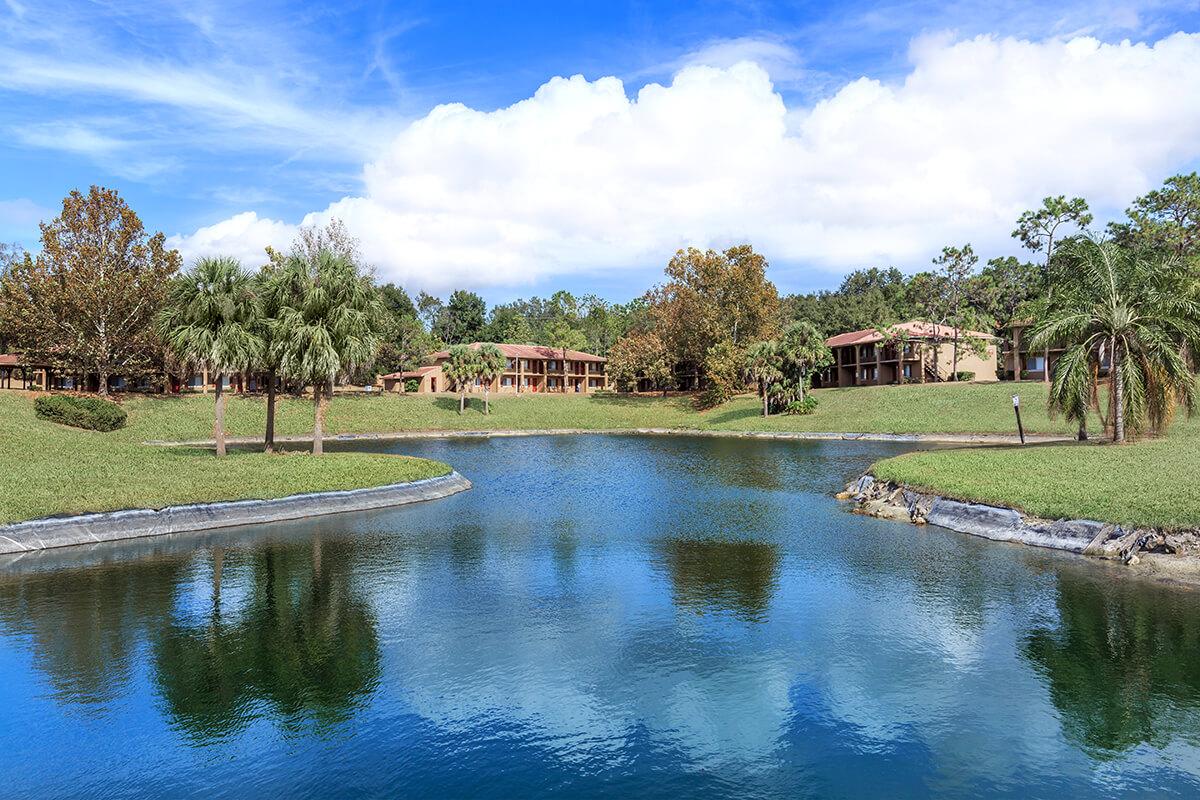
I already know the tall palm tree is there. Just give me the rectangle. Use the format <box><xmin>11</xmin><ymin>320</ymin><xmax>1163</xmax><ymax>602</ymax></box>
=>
<box><xmin>272</xmin><ymin>249</ymin><xmax>382</xmax><ymax>455</ymax></box>
<box><xmin>476</xmin><ymin>343</ymin><xmax>506</xmax><ymax>415</ymax></box>
<box><xmin>1030</xmin><ymin>239</ymin><xmax>1200</xmax><ymax>442</ymax></box>
<box><xmin>779</xmin><ymin>320</ymin><xmax>833</xmax><ymax>404</ymax></box>
<box><xmin>744</xmin><ymin>340</ymin><xmax>781</xmax><ymax>416</ymax></box>
<box><xmin>443</xmin><ymin>345</ymin><xmax>481</xmax><ymax>414</ymax></box>
<box><xmin>255</xmin><ymin>258</ymin><xmax>304</xmax><ymax>452</ymax></box>
<box><xmin>158</xmin><ymin>257</ymin><xmax>262</xmax><ymax>457</ymax></box>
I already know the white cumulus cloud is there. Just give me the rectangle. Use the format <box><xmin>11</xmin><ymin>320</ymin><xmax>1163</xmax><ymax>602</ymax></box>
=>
<box><xmin>170</xmin><ymin>32</ymin><xmax>1200</xmax><ymax>293</ymax></box>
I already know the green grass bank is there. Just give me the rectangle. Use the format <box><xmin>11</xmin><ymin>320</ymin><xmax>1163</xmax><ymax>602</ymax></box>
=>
<box><xmin>123</xmin><ymin>381</ymin><xmax>1074</xmax><ymax>442</ymax></box>
<box><xmin>873</xmin><ymin>412</ymin><xmax>1200</xmax><ymax>529</ymax></box>
<box><xmin>0</xmin><ymin>392</ymin><xmax>451</xmax><ymax>525</ymax></box>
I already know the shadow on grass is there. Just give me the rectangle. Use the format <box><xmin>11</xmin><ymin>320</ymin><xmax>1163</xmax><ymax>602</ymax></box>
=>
<box><xmin>703</xmin><ymin>404</ymin><xmax>772</xmax><ymax>426</ymax></box>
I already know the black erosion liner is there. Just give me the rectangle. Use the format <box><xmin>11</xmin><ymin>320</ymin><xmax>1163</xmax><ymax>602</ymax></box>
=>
<box><xmin>838</xmin><ymin>474</ymin><xmax>1200</xmax><ymax>577</ymax></box>
<box><xmin>0</xmin><ymin>472</ymin><xmax>472</xmax><ymax>555</ymax></box>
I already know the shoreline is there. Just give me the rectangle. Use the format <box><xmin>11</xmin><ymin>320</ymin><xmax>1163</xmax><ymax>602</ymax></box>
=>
<box><xmin>0</xmin><ymin>471</ymin><xmax>472</xmax><ymax>556</ymax></box>
<box><xmin>146</xmin><ymin>427</ymin><xmax>1075</xmax><ymax>447</ymax></box>
<box><xmin>840</xmin><ymin>474</ymin><xmax>1200</xmax><ymax>587</ymax></box>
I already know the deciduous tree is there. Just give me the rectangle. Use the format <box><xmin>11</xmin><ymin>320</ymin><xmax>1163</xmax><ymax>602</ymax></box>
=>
<box><xmin>649</xmin><ymin>245</ymin><xmax>781</xmax><ymax>384</ymax></box>
<box><xmin>12</xmin><ymin>187</ymin><xmax>181</xmax><ymax>394</ymax></box>
<box><xmin>607</xmin><ymin>331</ymin><xmax>672</xmax><ymax>394</ymax></box>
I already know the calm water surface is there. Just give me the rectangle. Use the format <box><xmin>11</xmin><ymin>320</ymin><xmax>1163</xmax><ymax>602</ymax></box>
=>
<box><xmin>2</xmin><ymin>435</ymin><xmax>1200</xmax><ymax>799</ymax></box>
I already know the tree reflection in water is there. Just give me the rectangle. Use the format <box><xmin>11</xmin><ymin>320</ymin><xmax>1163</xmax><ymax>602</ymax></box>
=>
<box><xmin>0</xmin><ymin>555</ymin><xmax>186</xmax><ymax>707</ymax></box>
<box><xmin>154</xmin><ymin>535</ymin><xmax>381</xmax><ymax>743</ymax></box>
<box><xmin>1024</xmin><ymin>570</ymin><xmax>1200</xmax><ymax>756</ymax></box>
<box><xmin>656</xmin><ymin>537</ymin><xmax>780</xmax><ymax>622</ymax></box>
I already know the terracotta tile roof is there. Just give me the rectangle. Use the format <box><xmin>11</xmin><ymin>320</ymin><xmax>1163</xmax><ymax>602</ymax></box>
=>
<box><xmin>0</xmin><ymin>353</ymin><xmax>19</xmax><ymax>367</ymax></box>
<box><xmin>381</xmin><ymin>365</ymin><xmax>439</xmax><ymax>379</ymax></box>
<box><xmin>429</xmin><ymin>342</ymin><xmax>606</xmax><ymax>363</ymax></box>
<box><xmin>825</xmin><ymin>321</ymin><xmax>995</xmax><ymax>349</ymax></box>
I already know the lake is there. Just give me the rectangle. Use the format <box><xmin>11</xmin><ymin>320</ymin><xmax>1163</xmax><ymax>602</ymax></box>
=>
<box><xmin>2</xmin><ymin>434</ymin><xmax>1199</xmax><ymax>798</ymax></box>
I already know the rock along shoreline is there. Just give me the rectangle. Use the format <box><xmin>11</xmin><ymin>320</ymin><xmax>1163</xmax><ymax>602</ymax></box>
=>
<box><xmin>839</xmin><ymin>474</ymin><xmax>1200</xmax><ymax>585</ymax></box>
<box><xmin>0</xmin><ymin>471</ymin><xmax>472</xmax><ymax>556</ymax></box>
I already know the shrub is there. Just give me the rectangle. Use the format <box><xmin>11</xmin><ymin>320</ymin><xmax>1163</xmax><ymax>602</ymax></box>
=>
<box><xmin>955</xmin><ymin>371</ymin><xmax>975</xmax><ymax>382</ymax></box>
<box><xmin>34</xmin><ymin>393</ymin><xmax>127</xmax><ymax>432</ymax></box>
<box><xmin>783</xmin><ymin>396</ymin><xmax>819</xmax><ymax>415</ymax></box>
<box><xmin>404</xmin><ymin>378</ymin><xmax>420</xmax><ymax>393</ymax></box>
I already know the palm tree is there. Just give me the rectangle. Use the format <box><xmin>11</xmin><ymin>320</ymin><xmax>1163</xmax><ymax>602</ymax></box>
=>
<box><xmin>255</xmin><ymin>257</ymin><xmax>304</xmax><ymax>452</ymax></box>
<box><xmin>272</xmin><ymin>249</ymin><xmax>382</xmax><ymax>455</ymax></box>
<box><xmin>744</xmin><ymin>340</ymin><xmax>781</xmax><ymax>416</ymax></box>
<box><xmin>1030</xmin><ymin>239</ymin><xmax>1200</xmax><ymax>442</ymax></box>
<box><xmin>443</xmin><ymin>345</ymin><xmax>481</xmax><ymax>414</ymax></box>
<box><xmin>476</xmin><ymin>343</ymin><xmax>506</xmax><ymax>414</ymax></box>
<box><xmin>158</xmin><ymin>257</ymin><xmax>262</xmax><ymax>457</ymax></box>
<box><xmin>779</xmin><ymin>320</ymin><xmax>833</xmax><ymax>404</ymax></box>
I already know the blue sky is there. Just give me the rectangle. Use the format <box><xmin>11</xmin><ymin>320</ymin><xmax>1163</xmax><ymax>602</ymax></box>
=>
<box><xmin>2</xmin><ymin>1</ymin><xmax>1200</xmax><ymax>302</ymax></box>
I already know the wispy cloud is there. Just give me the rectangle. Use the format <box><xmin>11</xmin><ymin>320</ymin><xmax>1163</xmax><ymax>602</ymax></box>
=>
<box><xmin>10</xmin><ymin>120</ymin><xmax>178</xmax><ymax>180</ymax></box>
<box><xmin>0</xmin><ymin>1</ymin><xmax>412</xmax><ymax>169</ymax></box>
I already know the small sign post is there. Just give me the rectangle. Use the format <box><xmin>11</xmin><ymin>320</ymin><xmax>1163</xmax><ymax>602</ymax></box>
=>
<box><xmin>1012</xmin><ymin>394</ymin><xmax>1025</xmax><ymax>445</ymax></box>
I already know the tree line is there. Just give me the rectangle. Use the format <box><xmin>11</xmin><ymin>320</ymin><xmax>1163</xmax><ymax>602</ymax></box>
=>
<box><xmin>603</xmin><ymin>173</ymin><xmax>1200</xmax><ymax>434</ymax></box>
<box><xmin>3</xmin><ymin>172</ymin><xmax>1199</xmax><ymax>442</ymax></box>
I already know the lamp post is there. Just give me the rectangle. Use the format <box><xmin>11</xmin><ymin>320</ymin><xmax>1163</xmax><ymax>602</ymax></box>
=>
<box><xmin>1012</xmin><ymin>394</ymin><xmax>1025</xmax><ymax>445</ymax></box>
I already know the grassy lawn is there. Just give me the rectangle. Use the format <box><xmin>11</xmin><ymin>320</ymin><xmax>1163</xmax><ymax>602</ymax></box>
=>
<box><xmin>119</xmin><ymin>380</ymin><xmax>1076</xmax><ymax>442</ymax></box>
<box><xmin>0</xmin><ymin>392</ymin><xmax>450</xmax><ymax>525</ymax></box>
<box><xmin>874</xmin><ymin>413</ymin><xmax>1200</xmax><ymax>529</ymax></box>
<box><xmin>4</xmin><ymin>380</ymin><xmax>1149</xmax><ymax>527</ymax></box>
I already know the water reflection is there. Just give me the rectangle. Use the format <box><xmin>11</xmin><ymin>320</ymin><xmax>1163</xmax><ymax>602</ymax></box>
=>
<box><xmin>2</xmin><ymin>435</ymin><xmax>1200</xmax><ymax>798</ymax></box>
<box><xmin>153</xmin><ymin>536</ymin><xmax>381</xmax><ymax>742</ymax></box>
<box><xmin>1024</xmin><ymin>571</ymin><xmax>1200</xmax><ymax>756</ymax></box>
<box><xmin>0</xmin><ymin>555</ymin><xmax>186</xmax><ymax>706</ymax></box>
<box><xmin>655</xmin><ymin>537</ymin><xmax>780</xmax><ymax>621</ymax></box>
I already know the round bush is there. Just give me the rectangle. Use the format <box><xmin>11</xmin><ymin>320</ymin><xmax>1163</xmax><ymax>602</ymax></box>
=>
<box><xmin>34</xmin><ymin>394</ymin><xmax>128</xmax><ymax>432</ymax></box>
<box><xmin>783</xmin><ymin>396</ymin><xmax>819</xmax><ymax>416</ymax></box>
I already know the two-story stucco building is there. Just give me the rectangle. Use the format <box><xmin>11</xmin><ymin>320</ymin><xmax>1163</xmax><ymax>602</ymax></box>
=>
<box><xmin>813</xmin><ymin>321</ymin><xmax>998</xmax><ymax>388</ymax></box>
<box><xmin>381</xmin><ymin>343</ymin><xmax>609</xmax><ymax>394</ymax></box>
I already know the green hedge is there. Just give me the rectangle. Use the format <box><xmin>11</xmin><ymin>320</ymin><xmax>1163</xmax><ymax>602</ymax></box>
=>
<box><xmin>34</xmin><ymin>394</ymin><xmax>128</xmax><ymax>432</ymax></box>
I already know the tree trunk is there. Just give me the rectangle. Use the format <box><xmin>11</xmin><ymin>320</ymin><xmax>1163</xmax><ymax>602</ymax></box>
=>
<box><xmin>212</xmin><ymin>546</ymin><xmax>223</xmax><ymax>614</ymax></box>
<box><xmin>313</xmin><ymin>382</ymin><xmax>327</xmax><ymax>456</ymax></box>
<box><xmin>951</xmin><ymin>336</ymin><xmax>960</xmax><ymax>381</ymax></box>
<box><xmin>1077</xmin><ymin>418</ymin><xmax>1088</xmax><ymax>441</ymax></box>
<box><xmin>484</xmin><ymin>384</ymin><xmax>490</xmax><ymax>414</ymax></box>
<box><xmin>563</xmin><ymin>348</ymin><xmax>569</xmax><ymax>394</ymax></box>
<box><xmin>264</xmin><ymin>368</ymin><xmax>277</xmax><ymax>453</ymax></box>
<box><xmin>798</xmin><ymin>371</ymin><xmax>806</xmax><ymax>403</ymax></box>
<box><xmin>1113</xmin><ymin>347</ymin><xmax>1125</xmax><ymax>443</ymax></box>
<box><xmin>214</xmin><ymin>375</ymin><xmax>227</xmax><ymax>457</ymax></box>
<box><xmin>762</xmin><ymin>381</ymin><xmax>769</xmax><ymax>417</ymax></box>
<box><xmin>98</xmin><ymin>368</ymin><xmax>109</xmax><ymax>397</ymax></box>
<box><xmin>459</xmin><ymin>387</ymin><xmax>465</xmax><ymax>414</ymax></box>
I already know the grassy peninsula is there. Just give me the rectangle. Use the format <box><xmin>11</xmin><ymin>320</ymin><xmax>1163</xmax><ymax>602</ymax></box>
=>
<box><xmin>0</xmin><ymin>392</ymin><xmax>450</xmax><ymax>525</ymax></box>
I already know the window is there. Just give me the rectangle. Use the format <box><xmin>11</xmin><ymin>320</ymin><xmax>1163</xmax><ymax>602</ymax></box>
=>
<box><xmin>903</xmin><ymin>364</ymin><xmax>912</xmax><ymax>379</ymax></box>
<box><xmin>502</xmin><ymin>377</ymin><xmax>512</xmax><ymax>387</ymax></box>
<box><xmin>1025</xmin><ymin>355</ymin><xmax>1046</xmax><ymax>372</ymax></box>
